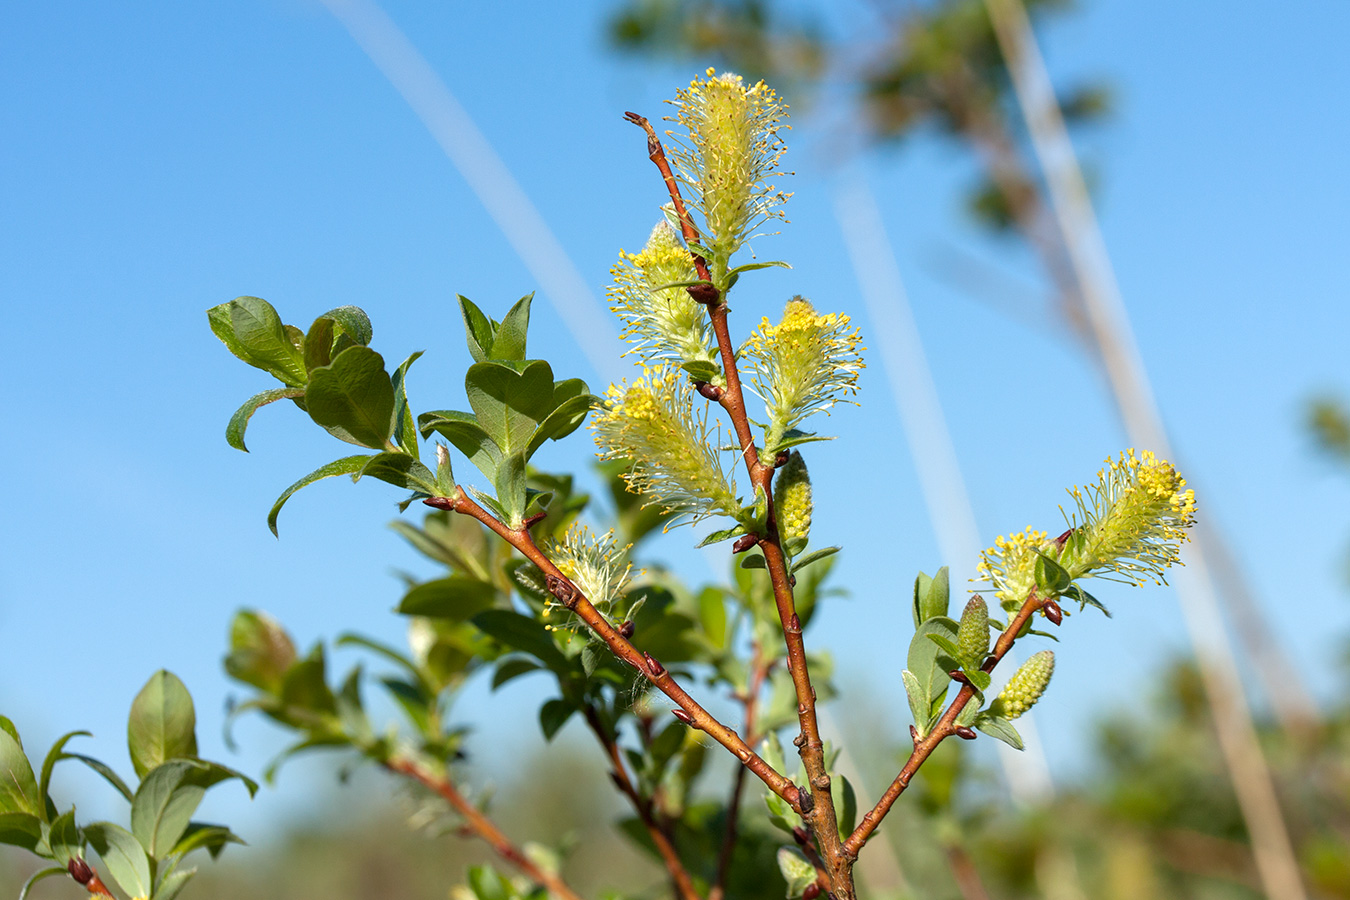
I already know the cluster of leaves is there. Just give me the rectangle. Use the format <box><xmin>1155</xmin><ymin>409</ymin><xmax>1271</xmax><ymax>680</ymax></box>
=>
<box><xmin>1</xmin><ymin>673</ymin><xmax>253</xmax><ymax>899</ymax></box>
<box><xmin>210</xmin><ymin>293</ymin><xmax>591</xmax><ymax>534</ymax></box>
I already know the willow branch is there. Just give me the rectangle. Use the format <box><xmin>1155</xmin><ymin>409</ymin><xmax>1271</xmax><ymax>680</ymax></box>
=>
<box><xmin>582</xmin><ymin>705</ymin><xmax>703</xmax><ymax>900</ymax></box>
<box><xmin>425</xmin><ymin>491</ymin><xmax>801</xmax><ymax>813</ymax></box>
<box><xmin>709</xmin><ymin>645</ymin><xmax>770</xmax><ymax>900</ymax></box>
<box><xmin>386</xmin><ymin>755</ymin><xmax>583</xmax><ymax>900</ymax></box>
<box><xmin>624</xmin><ymin>110</ymin><xmax>849</xmax><ymax>893</ymax></box>
<box><xmin>844</xmin><ymin>592</ymin><xmax>1047</xmax><ymax>856</ymax></box>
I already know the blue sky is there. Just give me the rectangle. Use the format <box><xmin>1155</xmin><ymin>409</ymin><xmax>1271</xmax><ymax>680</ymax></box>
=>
<box><xmin>3</xmin><ymin>1</ymin><xmax>1349</xmax><ymax>840</ymax></box>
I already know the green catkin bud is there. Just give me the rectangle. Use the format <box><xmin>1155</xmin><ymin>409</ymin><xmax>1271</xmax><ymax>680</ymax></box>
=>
<box><xmin>956</xmin><ymin>596</ymin><xmax>990</xmax><ymax>666</ymax></box>
<box><xmin>994</xmin><ymin>650</ymin><xmax>1055</xmax><ymax>720</ymax></box>
<box><xmin>774</xmin><ymin>451</ymin><xmax>812</xmax><ymax>552</ymax></box>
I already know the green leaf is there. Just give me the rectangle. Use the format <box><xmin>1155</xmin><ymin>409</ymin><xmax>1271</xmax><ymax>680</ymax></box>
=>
<box><xmin>538</xmin><ymin>698</ymin><xmax>575</xmax><ymax>741</ymax></box>
<box><xmin>494</xmin><ymin>450</ymin><xmax>528</xmax><ymax>528</ymax></box>
<box><xmin>208</xmin><ymin>297</ymin><xmax>307</xmax><ymax>386</ymax></box>
<box><xmin>1064</xmin><ymin>583</ymin><xmax>1111</xmax><ymax>617</ymax></box>
<box><xmin>0</xmin><ymin>812</ymin><xmax>42</xmax><ymax>851</ymax></box>
<box><xmin>356</xmin><ymin>451</ymin><xmax>438</xmax><ymax>495</ymax></box>
<box><xmin>280</xmin><ymin>645</ymin><xmax>337</xmax><ymax>715</ymax></box>
<box><xmin>225</xmin><ymin>610</ymin><xmax>297</xmax><ymax>694</ymax></box>
<box><xmin>390</xmin><ymin>351</ymin><xmax>424</xmax><ymax>455</ymax></box>
<box><xmin>740</xmin><ymin>553</ymin><xmax>766</xmax><ymax>569</ymax></box>
<box><xmin>304</xmin><ymin>306</ymin><xmax>373</xmax><ymax>371</ymax></box>
<box><xmin>790</xmin><ymin>546</ymin><xmax>840</xmax><ymax>574</ymax></box>
<box><xmin>926</xmin><ymin>633</ymin><xmax>962</xmax><ymax>660</ymax></box>
<box><xmin>770</xmin><ymin>429</ymin><xmax>835</xmax><ymax>452</ymax></box>
<box><xmin>156</xmin><ymin>867</ymin><xmax>197</xmax><ymax>900</ymax></box>
<box><xmin>833</xmin><ymin>774</ymin><xmax>857</xmax><ymax>841</ymax></box>
<box><xmin>901</xmin><ymin>670</ymin><xmax>929</xmax><ymax>737</ymax></box>
<box><xmin>526</xmin><ymin>389</ymin><xmax>596</xmax><ymax>459</ymax></box>
<box><xmin>304</xmin><ymin>346</ymin><xmax>396</xmax><ymax>448</ymax></box>
<box><xmin>728</xmin><ymin>260</ymin><xmax>792</xmax><ymax>276</ymax></box>
<box><xmin>680</xmin><ymin>360</ymin><xmax>721</xmax><ymax>382</ymax></box>
<box><xmin>458</xmin><ymin>295</ymin><xmax>496</xmax><ymax>364</ymax></box>
<box><xmin>919</xmin><ymin>567</ymin><xmax>951</xmax><ymax>622</ymax></box>
<box><xmin>465</xmin><ymin>360</ymin><xmax>556</xmax><ymax>454</ymax></box>
<box><xmin>491</xmin><ymin>294</ymin><xmax>533</xmax><ymax>360</ymax></box>
<box><xmin>0</xmin><ymin>726</ymin><xmax>40</xmax><ymax>816</ymax></box>
<box><xmin>1034</xmin><ymin>551</ymin><xmax>1072</xmax><ymax>594</ymax></box>
<box><xmin>472</xmin><ymin>610</ymin><xmax>569</xmax><ymax>673</ymax></box>
<box><xmin>419</xmin><ymin>410</ymin><xmax>503</xmax><ymax>483</ymax></box>
<box><xmin>697</xmin><ymin>524</ymin><xmax>746</xmax><ymax>548</ymax></box>
<box><xmin>171</xmin><ymin>822</ymin><xmax>244</xmax><ymax>860</ymax></box>
<box><xmin>777</xmin><ymin>847</ymin><xmax>816</xmax><ymax>898</ymax></box>
<box><xmin>268</xmin><ymin>455</ymin><xmax>371</xmax><ymax>536</ymax></box>
<box><xmin>491</xmin><ymin>658</ymin><xmax>542</xmax><ymax>690</ymax></box>
<box><xmin>127</xmin><ymin>670</ymin><xmax>197</xmax><ymax>780</ymax></box>
<box><xmin>379</xmin><ymin>678</ymin><xmax>432</xmax><ymax>735</ymax></box>
<box><xmin>908</xmin><ymin>617</ymin><xmax>959</xmax><ymax>713</ymax></box>
<box><xmin>912</xmin><ymin>572</ymin><xmax>932</xmax><ymax>629</ymax></box>
<box><xmin>0</xmin><ymin>716</ymin><xmax>18</xmax><ymax>744</ymax></box>
<box><xmin>131</xmin><ymin>761</ymin><xmax>205</xmax><ymax>858</ymax></box>
<box><xmin>17</xmin><ymin>866</ymin><xmax>66</xmax><ymax>900</ymax></box>
<box><xmin>61</xmin><ymin>754</ymin><xmax>133</xmax><ymax>803</ymax></box>
<box><xmin>968</xmin><ymin>670</ymin><xmax>992</xmax><ymax>691</ymax></box>
<box><xmin>39</xmin><ymin>731</ymin><xmax>90</xmax><ymax>820</ymax></box>
<box><xmin>85</xmin><ymin>822</ymin><xmax>151</xmax><ymax>899</ymax></box>
<box><xmin>226</xmin><ymin>388</ymin><xmax>304</xmax><ymax>452</ymax></box>
<box><xmin>973</xmin><ymin>712</ymin><xmax>1024</xmax><ymax>751</ymax></box>
<box><xmin>698</xmin><ymin>590</ymin><xmax>727</xmax><ymax>649</ymax></box>
<box><xmin>334</xmin><ymin>634</ymin><xmax>420</xmax><ymax>681</ymax></box>
<box><xmin>396</xmin><ymin>577</ymin><xmax>498</xmax><ymax>621</ymax></box>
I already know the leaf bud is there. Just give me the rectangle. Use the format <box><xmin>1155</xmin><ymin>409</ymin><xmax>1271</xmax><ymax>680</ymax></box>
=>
<box><xmin>774</xmin><ymin>451</ymin><xmax>812</xmax><ymax>552</ymax></box>
<box><xmin>67</xmin><ymin>858</ymin><xmax>93</xmax><ymax>885</ymax></box>
<box><xmin>993</xmin><ymin>650</ymin><xmax>1055</xmax><ymax>720</ymax></box>
<box><xmin>956</xmin><ymin>596</ymin><xmax>990</xmax><ymax>666</ymax></box>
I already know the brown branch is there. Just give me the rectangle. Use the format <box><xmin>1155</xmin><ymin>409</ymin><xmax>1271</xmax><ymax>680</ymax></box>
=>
<box><xmin>425</xmin><ymin>492</ymin><xmax>801</xmax><ymax>813</ymax></box>
<box><xmin>844</xmin><ymin>592</ymin><xmax>1047</xmax><ymax>857</ymax></box>
<box><xmin>581</xmin><ymin>705</ymin><xmax>703</xmax><ymax>900</ymax></box>
<box><xmin>385</xmin><ymin>755</ymin><xmax>583</xmax><ymax>900</ymax></box>
<box><xmin>625</xmin><ymin>112</ymin><xmax>851</xmax><ymax>897</ymax></box>
<box><xmin>709</xmin><ymin>646</ymin><xmax>770</xmax><ymax>900</ymax></box>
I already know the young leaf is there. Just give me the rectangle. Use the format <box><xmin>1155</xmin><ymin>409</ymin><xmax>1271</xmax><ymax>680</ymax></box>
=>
<box><xmin>225</xmin><ymin>610</ymin><xmax>297</xmax><ymax>695</ymax></box>
<box><xmin>0</xmin><ymin>726</ymin><xmax>40</xmax><ymax>817</ymax></box>
<box><xmin>465</xmin><ymin>359</ymin><xmax>556</xmax><ymax>454</ymax></box>
<box><xmin>491</xmin><ymin>658</ymin><xmax>542</xmax><ymax>690</ymax></box>
<box><xmin>921</xmin><ymin>567</ymin><xmax>951</xmax><ymax>622</ymax></box>
<box><xmin>208</xmin><ymin>297</ymin><xmax>307</xmax><ymax>386</ymax></box>
<box><xmin>0</xmin><ymin>813</ymin><xmax>42</xmax><ymax>851</ymax></box>
<box><xmin>973</xmin><ymin>712</ymin><xmax>1025</xmax><ymax>751</ymax></box>
<box><xmin>267</xmin><ymin>455</ymin><xmax>371</xmax><ymax>536</ymax></box>
<box><xmin>525</xmin><ymin>390</ymin><xmax>596</xmax><ymax>459</ymax></box>
<box><xmin>419</xmin><ymin>410</ymin><xmax>503</xmax><ymax>483</ymax></box>
<box><xmin>901</xmin><ymin>669</ymin><xmax>929</xmax><ymax>737</ymax></box>
<box><xmin>38</xmin><ymin>731</ymin><xmax>91</xmax><ymax>819</ymax></box>
<box><xmin>60</xmin><ymin>755</ymin><xmax>134</xmax><ymax>803</ymax></box>
<box><xmin>128</xmin><ymin>670</ymin><xmax>197</xmax><ymax>779</ymax></box>
<box><xmin>491</xmin><ymin>294</ymin><xmax>533</xmax><ymax>360</ymax></box>
<box><xmin>130</xmin><ymin>761</ymin><xmax>205</xmax><ymax>858</ymax></box>
<box><xmin>304</xmin><ymin>346</ymin><xmax>396</xmax><ymax>449</ymax></box>
<box><xmin>84</xmin><ymin>822</ymin><xmax>152</xmax><ymax>899</ymax></box>
<box><xmin>396</xmin><ymin>577</ymin><xmax>497</xmax><ymax>621</ymax></box>
<box><xmin>390</xmin><ymin>350</ymin><xmax>425</xmax><ymax>455</ymax></box>
<box><xmin>697</xmin><ymin>524</ymin><xmax>746</xmax><ymax>548</ymax></box>
<box><xmin>493</xmin><ymin>450</ymin><xmax>529</xmax><ymax>528</ymax></box>
<box><xmin>776</xmin><ymin>847</ymin><xmax>816</xmax><ymax>898</ymax></box>
<box><xmin>458</xmin><ymin>295</ymin><xmax>497</xmax><ymax>363</ymax></box>
<box><xmin>225</xmin><ymin>388</ymin><xmax>304</xmax><ymax>452</ymax></box>
<box><xmin>155</xmin><ymin>867</ymin><xmax>197</xmax><ymax>900</ymax></box>
<box><xmin>17</xmin><ymin>866</ymin><xmax>66</xmax><ymax>900</ymax></box>
<box><xmin>471</xmin><ymin>610</ymin><xmax>570</xmax><ymax>673</ymax></box>
<box><xmin>538</xmin><ymin>698</ymin><xmax>575</xmax><ymax>741</ymax></box>
<box><xmin>171</xmin><ymin>822</ymin><xmax>245</xmax><ymax>861</ymax></box>
<box><xmin>833</xmin><ymin>774</ymin><xmax>857</xmax><ymax>840</ymax></box>
<box><xmin>1034</xmin><ymin>551</ymin><xmax>1072</xmax><ymax>594</ymax></box>
<box><xmin>356</xmin><ymin>451</ymin><xmax>438</xmax><ymax>495</ymax></box>
<box><xmin>908</xmin><ymin>617</ymin><xmax>960</xmax><ymax>713</ymax></box>
<box><xmin>790</xmin><ymin>546</ymin><xmax>839</xmax><ymax>574</ymax></box>
<box><xmin>1064</xmin><ymin>583</ymin><xmax>1112</xmax><ymax>617</ymax></box>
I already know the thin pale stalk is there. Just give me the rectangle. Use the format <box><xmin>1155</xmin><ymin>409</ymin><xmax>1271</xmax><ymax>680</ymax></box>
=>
<box><xmin>846</xmin><ymin>592</ymin><xmax>1046</xmax><ymax>856</ymax></box>
<box><xmin>386</xmin><ymin>755</ymin><xmax>584</xmax><ymax>900</ymax></box>
<box><xmin>582</xmin><ymin>705</ymin><xmax>703</xmax><ymax>900</ymax></box>
<box><xmin>425</xmin><ymin>492</ymin><xmax>801</xmax><ymax>811</ymax></box>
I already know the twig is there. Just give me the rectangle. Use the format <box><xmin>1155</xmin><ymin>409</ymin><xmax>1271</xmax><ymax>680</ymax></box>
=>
<box><xmin>425</xmin><ymin>492</ymin><xmax>801</xmax><ymax>812</ymax></box>
<box><xmin>385</xmin><ymin>755</ymin><xmax>583</xmax><ymax>900</ymax></box>
<box><xmin>845</xmin><ymin>591</ymin><xmax>1047</xmax><ymax>857</ymax></box>
<box><xmin>581</xmin><ymin>705</ymin><xmax>703</xmax><ymax>900</ymax></box>
<box><xmin>625</xmin><ymin>112</ymin><xmax>851</xmax><ymax>897</ymax></box>
<box><xmin>709</xmin><ymin>646</ymin><xmax>770</xmax><ymax>900</ymax></box>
